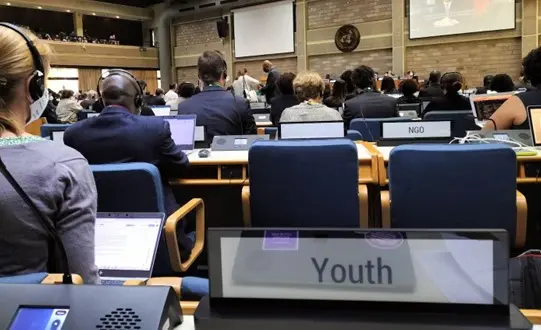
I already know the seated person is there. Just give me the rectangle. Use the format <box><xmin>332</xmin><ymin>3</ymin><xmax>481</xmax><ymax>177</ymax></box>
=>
<box><xmin>56</xmin><ymin>89</ymin><xmax>82</xmax><ymax>123</ymax></box>
<box><xmin>476</xmin><ymin>75</ymin><xmax>494</xmax><ymax>95</ymax></box>
<box><xmin>323</xmin><ymin>79</ymin><xmax>346</xmax><ymax>110</ymax></box>
<box><xmin>341</xmin><ymin>69</ymin><xmax>358</xmax><ymax>100</ymax></box>
<box><xmin>0</xmin><ymin>25</ymin><xmax>98</xmax><ymax>283</ymax></box>
<box><xmin>423</xmin><ymin>72</ymin><xmax>471</xmax><ymax>115</ymax></box>
<box><xmin>396</xmin><ymin>79</ymin><xmax>421</xmax><ymax>105</ymax></box>
<box><xmin>179</xmin><ymin>51</ymin><xmax>256</xmax><ymax>140</ymax></box>
<box><xmin>380</xmin><ymin>76</ymin><xmax>398</xmax><ymax>94</ymax></box>
<box><xmin>169</xmin><ymin>82</ymin><xmax>195</xmax><ymax>111</ymax></box>
<box><xmin>63</xmin><ymin>70</ymin><xmax>194</xmax><ymax>260</ymax></box>
<box><xmin>279</xmin><ymin>71</ymin><xmax>343</xmax><ymax>123</ymax></box>
<box><xmin>146</xmin><ymin>88</ymin><xmax>167</xmax><ymax>106</ymax></box>
<box><xmin>483</xmin><ymin>47</ymin><xmax>541</xmax><ymax>131</ymax></box>
<box><xmin>270</xmin><ymin>72</ymin><xmax>300</xmax><ymax>125</ymax></box>
<box><xmin>419</xmin><ymin>71</ymin><xmax>444</xmax><ymax>98</ymax></box>
<box><xmin>343</xmin><ymin>65</ymin><xmax>398</xmax><ymax>128</ymax></box>
<box><xmin>489</xmin><ymin>74</ymin><xmax>515</xmax><ymax>93</ymax></box>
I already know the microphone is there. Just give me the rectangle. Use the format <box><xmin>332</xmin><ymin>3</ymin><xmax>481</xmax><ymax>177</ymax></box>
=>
<box><xmin>0</xmin><ymin>156</ymin><xmax>73</xmax><ymax>284</ymax></box>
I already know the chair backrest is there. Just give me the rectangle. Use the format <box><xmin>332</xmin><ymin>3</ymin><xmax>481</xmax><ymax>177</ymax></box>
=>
<box><xmin>264</xmin><ymin>127</ymin><xmax>278</xmax><ymax>140</ymax></box>
<box><xmin>346</xmin><ymin>129</ymin><xmax>363</xmax><ymax>141</ymax></box>
<box><xmin>423</xmin><ymin>110</ymin><xmax>478</xmax><ymax>138</ymax></box>
<box><xmin>249</xmin><ymin>139</ymin><xmax>360</xmax><ymax>227</ymax></box>
<box><xmin>349</xmin><ymin>117</ymin><xmax>413</xmax><ymax>142</ymax></box>
<box><xmin>25</xmin><ymin>118</ymin><xmax>47</xmax><ymax>136</ymax></box>
<box><xmin>389</xmin><ymin>144</ymin><xmax>517</xmax><ymax>245</ymax></box>
<box><xmin>0</xmin><ymin>273</ymin><xmax>48</xmax><ymax>284</ymax></box>
<box><xmin>90</xmin><ymin>163</ymin><xmax>166</xmax><ymax>213</ymax></box>
<box><xmin>40</xmin><ymin>124</ymin><xmax>71</xmax><ymax>138</ymax></box>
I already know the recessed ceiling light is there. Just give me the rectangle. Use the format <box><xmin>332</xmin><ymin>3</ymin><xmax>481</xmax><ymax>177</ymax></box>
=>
<box><xmin>37</xmin><ymin>6</ymin><xmax>42</xmax><ymax>9</ymax></box>
<box><xmin>6</xmin><ymin>2</ymin><xmax>11</xmax><ymax>6</ymax></box>
<box><xmin>92</xmin><ymin>12</ymin><xmax>96</xmax><ymax>15</ymax></box>
<box><xmin>66</xmin><ymin>9</ymin><xmax>70</xmax><ymax>12</ymax></box>
<box><xmin>115</xmin><ymin>15</ymin><xmax>120</xmax><ymax>18</ymax></box>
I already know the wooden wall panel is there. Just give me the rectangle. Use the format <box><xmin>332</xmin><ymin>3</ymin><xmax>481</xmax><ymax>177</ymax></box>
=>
<box><xmin>78</xmin><ymin>68</ymin><xmax>101</xmax><ymax>92</ymax></box>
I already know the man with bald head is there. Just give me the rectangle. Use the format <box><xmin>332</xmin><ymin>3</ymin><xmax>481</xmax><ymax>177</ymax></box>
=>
<box><xmin>260</xmin><ymin>60</ymin><xmax>280</xmax><ymax>104</ymax></box>
<box><xmin>64</xmin><ymin>70</ymin><xmax>189</xmax><ymax>214</ymax></box>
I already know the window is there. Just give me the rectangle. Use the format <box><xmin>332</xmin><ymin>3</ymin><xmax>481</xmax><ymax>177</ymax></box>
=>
<box><xmin>47</xmin><ymin>68</ymin><xmax>78</xmax><ymax>93</ymax></box>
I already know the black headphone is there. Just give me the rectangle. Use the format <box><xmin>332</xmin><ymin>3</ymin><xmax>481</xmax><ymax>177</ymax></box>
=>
<box><xmin>96</xmin><ymin>69</ymin><xmax>143</xmax><ymax>109</ymax></box>
<box><xmin>0</xmin><ymin>23</ymin><xmax>45</xmax><ymax>102</ymax></box>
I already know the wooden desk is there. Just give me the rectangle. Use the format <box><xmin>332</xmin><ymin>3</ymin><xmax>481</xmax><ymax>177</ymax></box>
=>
<box><xmin>171</xmin><ymin>142</ymin><xmax>380</xmax><ymax>186</ymax></box>
<box><xmin>375</xmin><ymin>146</ymin><xmax>541</xmax><ymax>185</ymax></box>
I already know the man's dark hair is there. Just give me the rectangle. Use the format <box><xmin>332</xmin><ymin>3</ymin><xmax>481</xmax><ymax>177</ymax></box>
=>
<box><xmin>490</xmin><ymin>74</ymin><xmax>515</xmax><ymax>93</ymax></box>
<box><xmin>380</xmin><ymin>76</ymin><xmax>396</xmax><ymax>94</ymax></box>
<box><xmin>340</xmin><ymin>69</ymin><xmax>355</xmax><ymax>94</ymax></box>
<box><xmin>169</xmin><ymin>84</ymin><xmax>176</xmax><ymax>90</ymax></box>
<box><xmin>429</xmin><ymin>71</ymin><xmax>441</xmax><ymax>84</ymax></box>
<box><xmin>178</xmin><ymin>82</ymin><xmax>196</xmax><ymax>98</ymax></box>
<box><xmin>399</xmin><ymin>79</ymin><xmax>419</xmax><ymax>97</ymax></box>
<box><xmin>155</xmin><ymin>88</ymin><xmax>164</xmax><ymax>96</ymax></box>
<box><xmin>198</xmin><ymin>50</ymin><xmax>227</xmax><ymax>85</ymax></box>
<box><xmin>483</xmin><ymin>75</ymin><xmax>494</xmax><ymax>88</ymax></box>
<box><xmin>277</xmin><ymin>72</ymin><xmax>296</xmax><ymax>95</ymax></box>
<box><xmin>523</xmin><ymin>47</ymin><xmax>541</xmax><ymax>86</ymax></box>
<box><xmin>351</xmin><ymin>65</ymin><xmax>375</xmax><ymax>90</ymax></box>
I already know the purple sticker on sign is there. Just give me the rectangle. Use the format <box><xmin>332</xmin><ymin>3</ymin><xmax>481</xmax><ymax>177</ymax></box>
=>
<box><xmin>365</xmin><ymin>231</ymin><xmax>404</xmax><ymax>250</ymax></box>
<box><xmin>262</xmin><ymin>230</ymin><xmax>299</xmax><ymax>251</ymax></box>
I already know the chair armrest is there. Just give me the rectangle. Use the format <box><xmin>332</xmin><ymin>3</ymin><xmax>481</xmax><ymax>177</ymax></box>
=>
<box><xmin>181</xmin><ymin>301</ymin><xmax>199</xmax><ymax>316</ymax></box>
<box><xmin>242</xmin><ymin>186</ymin><xmax>251</xmax><ymax>227</ymax></box>
<box><xmin>147</xmin><ymin>277</ymin><xmax>182</xmax><ymax>298</ymax></box>
<box><xmin>521</xmin><ymin>309</ymin><xmax>541</xmax><ymax>324</ymax></box>
<box><xmin>165</xmin><ymin>198</ymin><xmax>205</xmax><ymax>272</ymax></box>
<box><xmin>358</xmin><ymin>184</ymin><xmax>369</xmax><ymax>227</ymax></box>
<box><xmin>42</xmin><ymin>274</ymin><xmax>83</xmax><ymax>284</ymax></box>
<box><xmin>516</xmin><ymin>190</ymin><xmax>527</xmax><ymax>248</ymax></box>
<box><xmin>257</xmin><ymin>127</ymin><xmax>265</xmax><ymax>135</ymax></box>
<box><xmin>123</xmin><ymin>279</ymin><xmax>146</xmax><ymax>286</ymax></box>
<box><xmin>380</xmin><ymin>190</ymin><xmax>391</xmax><ymax>228</ymax></box>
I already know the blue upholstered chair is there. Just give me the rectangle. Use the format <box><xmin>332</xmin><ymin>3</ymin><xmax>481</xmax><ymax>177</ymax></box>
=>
<box><xmin>242</xmin><ymin>139</ymin><xmax>368</xmax><ymax>227</ymax></box>
<box><xmin>40</xmin><ymin>124</ymin><xmax>71</xmax><ymax>138</ymax></box>
<box><xmin>381</xmin><ymin>144</ymin><xmax>527</xmax><ymax>247</ymax></box>
<box><xmin>346</xmin><ymin>129</ymin><xmax>363</xmax><ymax>141</ymax></box>
<box><xmin>423</xmin><ymin>110</ymin><xmax>478</xmax><ymax>138</ymax></box>
<box><xmin>258</xmin><ymin>127</ymin><xmax>278</xmax><ymax>139</ymax></box>
<box><xmin>90</xmin><ymin>163</ymin><xmax>205</xmax><ymax>274</ymax></box>
<box><xmin>349</xmin><ymin>117</ymin><xmax>413</xmax><ymax>142</ymax></box>
<box><xmin>0</xmin><ymin>273</ymin><xmax>83</xmax><ymax>284</ymax></box>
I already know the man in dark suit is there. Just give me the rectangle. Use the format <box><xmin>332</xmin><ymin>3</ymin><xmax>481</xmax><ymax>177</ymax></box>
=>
<box><xmin>179</xmin><ymin>51</ymin><xmax>256</xmax><ymax>141</ymax></box>
<box><xmin>64</xmin><ymin>71</ymin><xmax>193</xmax><ymax>260</ymax></box>
<box><xmin>419</xmin><ymin>71</ymin><xmax>444</xmax><ymax>98</ymax></box>
<box><xmin>343</xmin><ymin>65</ymin><xmax>398</xmax><ymax>128</ymax></box>
<box><xmin>260</xmin><ymin>60</ymin><xmax>280</xmax><ymax>104</ymax></box>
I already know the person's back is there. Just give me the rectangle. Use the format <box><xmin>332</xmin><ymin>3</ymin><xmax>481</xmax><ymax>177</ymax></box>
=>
<box><xmin>56</xmin><ymin>90</ymin><xmax>82</xmax><ymax>123</ymax></box>
<box><xmin>270</xmin><ymin>72</ymin><xmax>300</xmax><ymax>125</ymax></box>
<box><xmin>423</xmin><ymin>72</ymin><xmax>471</xmax><ymax>115</ymax></box>
<box><xmin>396</xmin><ymin>79</ymin><xmax>421</xmax><ymax>105</ymax></box>
<box><xmin>179</xmin><ymin>51</ymin><xmax>256</xmax><ymax>140</ymax></box>
<box><xmin>419</xmin><ymin>71</ymin><xmax>444</xmax><ymax>98</ymax></box>
<box><xmin>280</xmin><ymin>102</ymin><xmax>342</xmax><ymax>122</ymax></box>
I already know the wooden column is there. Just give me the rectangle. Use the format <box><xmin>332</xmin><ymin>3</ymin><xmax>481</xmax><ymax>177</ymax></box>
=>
<box><xmin>392</xmin><ymin>0</ymin><xmax>405</xmax><ymax>75</ymax></box>
<box><xmin>522</xmin><ymin>0</ymin><xmax>539</xmax><ymax>59</ymax></box>
<box><xmin>73</xmin><ymin>13</ymin><xmax>84</xmax><ymax>37</ymax></box>
<box><xmin>296</xmin><ymin>0</ymin><xmax>308</xmax><ymax>73</ymax></box>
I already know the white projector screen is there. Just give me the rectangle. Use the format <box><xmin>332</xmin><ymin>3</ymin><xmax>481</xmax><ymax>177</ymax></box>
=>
<box><xmin>232</xmin><ymin>0</ymin><xmax>294</xmax><ymax>58</ymax></box>
<box><xmin>409</xmin><ymin>0</ymin><xmax>515</xmax><ymax>39</ymax></box>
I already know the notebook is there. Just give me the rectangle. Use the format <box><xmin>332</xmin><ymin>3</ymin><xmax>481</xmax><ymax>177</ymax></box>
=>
<box><xmin>95</xmin><ymin>213</ymin><xmax>164</xmax><ymax>285</ymax></box>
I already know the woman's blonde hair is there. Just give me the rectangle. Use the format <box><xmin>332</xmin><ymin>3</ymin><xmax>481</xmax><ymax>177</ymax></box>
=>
<box><xmin>0</xmin><ymin>25</ymin><xmax>51</xmax><ymax>134</ymax></box>
<box><xmin>293</xmin><ymin>71</ymin><xmax>325</xmax><ymax>101</ymax></box>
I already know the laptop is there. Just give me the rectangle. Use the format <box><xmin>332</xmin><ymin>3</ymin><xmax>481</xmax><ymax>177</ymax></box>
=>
<box><xmin>469</xmin><ymin>92</ymin><xmax>514</xmax><ymax>128</ymax></box>
<box><xmin>279</xmin><ymin>121</ymin><xmax>345</xmax><ymax>139</ymax></box>
<box><xmin>397</xmin><ymin>103</ymin><xmax>421</xmax><ymax>118</ymax></box>
<box><xmin>163</xmin><ymin>115</ymin><xmax>197</xmax><ymax>154</ymax></box>
<box><xmin>95</xmin><ymin>213</ymin><xmax>164</xmax><ymax>285</ymax></box>
<box><xmin>527</xmin><ymin>106</ymin><xmax>541</xmax><ymax>147</ymax></box>
<box><xmin>255</xmin><ymin>113</ymin><xmax>271</xmax><ymax>123</ymax></box>
<box><xmin>87</xmin><ymin>112</ymin><xmax>99</xmax><ymax>118</ymax></box>
<box><xmin>151</xmin><ymin>105</ymin><xmax>171</xmax><ymax>116</ymax></box>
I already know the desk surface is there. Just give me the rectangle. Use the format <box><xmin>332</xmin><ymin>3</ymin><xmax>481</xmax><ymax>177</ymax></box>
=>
<box><xmin>188</xmin><ymin>145</ymin><xmax>373</xmax><ymax>165</ymax></box>
<box><xmin>174</xmin><ymin>316</ymin><xmax>541</xmax><ymax>330</ymax></box>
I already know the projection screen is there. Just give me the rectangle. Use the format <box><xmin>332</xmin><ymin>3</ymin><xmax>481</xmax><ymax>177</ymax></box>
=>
<box><xmin>409</xmin><ymin>0</ymin><xmax>515</xmax><ymax>39</ymax></box>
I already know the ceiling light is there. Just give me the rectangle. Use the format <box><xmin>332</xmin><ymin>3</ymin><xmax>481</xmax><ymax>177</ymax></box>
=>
<box><xmin>6</xmin><ymin>2</ymin><xmax>11</xmax><ymax>6</ymax></box>
<box><xmin>115</xmin><ymin>15</ymin><xmax>120</xmax><ymax>18</ymax></box>
<box><xmin>66</xmin><ymin>9</ymin><xmax>70</xmax><ymax>12</ymax></box>
<box><xmin>37</xmin><ymin>6</ymin><xmax>42</xmax><ymax>9</ymax></box>
<box><xmin>92</xmin><ymin>12</ymin><xmax>96</xmax><ymax>15</ymax></box>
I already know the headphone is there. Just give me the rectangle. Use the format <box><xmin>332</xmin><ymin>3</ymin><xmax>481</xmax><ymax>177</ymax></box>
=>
<box><xmin>0</xmin><ymin>23</ymin><xmax>45</xmax><ymax>102</ymax></box>
<box><xmin>96</xmin><ymin>69</ymin><xmax>143</xmax><ymax>109</ymax></box>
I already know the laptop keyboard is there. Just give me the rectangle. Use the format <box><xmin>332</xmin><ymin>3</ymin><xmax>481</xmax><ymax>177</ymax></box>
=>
<box><xmin>101</xmin><ymin>279</ymin><xmax>125</xmax><ymax>286</ymax></box>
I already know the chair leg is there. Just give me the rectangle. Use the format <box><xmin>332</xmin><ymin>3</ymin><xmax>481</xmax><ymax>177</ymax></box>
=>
<box><xmin>358</xmin><ymin>184</ymin><xmax>369</xmax><ymax>227</ymax></box>
<box><xmin>380</xmin><ymin>190</ymin><xmax>391</xmax><ymax>228</ymax></box>
<box><xmin>515</xmin><ymin>190</ymin><xmax>528</xmax><ymax>248</ymax></box>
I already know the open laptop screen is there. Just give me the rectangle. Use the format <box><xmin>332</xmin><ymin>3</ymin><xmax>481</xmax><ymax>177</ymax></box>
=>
<box><xmin>279</xmin><ymin>121</ymin><xmax>345</xmax><ymax>139</ymax></box>
<box><xmin>51</xmin><ymin>131</ymin><xmax>65</xmax><ymax>144</ymax></box>
<box><xmin>95</xmin><ymin>213</ymin><xmax>164</xmax><ymax>278</ymax></box>
<box><xmin>527</xmin><ymin>106</ymin><xmax>541</xmax><ymax>146</ymax></box>
<box><xmin>151</xmin><ymin>106</ymin><xmax>171</xmax><ymax>116</ymax></box>
<box><xmin>469</xmin><ymin>93</ymin><xmax>513</xmax><ymax>120</ymax></box>
<box><xmin>163</xmin><ymin>115</ymin><xmax>197</xmax><ymax>150</ymax></box>
<box><xmin>208</xmin><ymin>229</ymin><xmax>508</xmax><ymax>307</ymax></box>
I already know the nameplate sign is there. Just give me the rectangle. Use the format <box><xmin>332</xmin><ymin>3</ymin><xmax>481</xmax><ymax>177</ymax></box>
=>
<box><xmin>382</xmin><ymin>121</ymin><xmax>451</xmax><ymax>139</ymax></box>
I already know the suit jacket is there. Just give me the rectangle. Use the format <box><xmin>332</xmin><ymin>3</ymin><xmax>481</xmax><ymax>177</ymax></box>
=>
<box><xmin>145</xmin><ymin>95</ymin><xmax>166</xmax><ymax>106</ymax></box>
<box><xmin>419</xmin><ymin>84</ymin><xmax>444</xmax><ymax>98</ymax></box>
<box><xmin>260</xmin><ymin>67</ymin><xmax>280</xmax><ymax>104</ymax></box>
<box><xmin>343</xmin><ymin>91</ymin><xmax>398</xmax><ymax>128</ymax></box>
<box><xmin>178</xmin><ymin>86</ymin><xmax>256</xmax><ymax>141</ymax></box>
<box><xmin>270</xmin><ymin>94</ymin><xmax>300</xmax><ymax>125</ymax></box>
<box><xmin>422</xmin><ymin>95</ymin><xmax>472</xmax><ymax>116</ymax></box>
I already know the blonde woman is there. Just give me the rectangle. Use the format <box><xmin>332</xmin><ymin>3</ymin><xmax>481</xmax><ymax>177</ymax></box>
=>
<box><xmin>0</xmin><ymin>23</ymin><xmax>99</xmax><ymax>283</ymax></box>
<box><xmin>279</xmin><ymin>71</ymin><xmax>343</xmax><ymax>123</ymax></box>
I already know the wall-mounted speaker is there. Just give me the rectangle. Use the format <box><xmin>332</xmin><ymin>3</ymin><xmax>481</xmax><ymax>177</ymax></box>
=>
<box><xmin>217</xmin><ymin>18</ymin><xmax>229</xmax><ymax>39</ymax></box>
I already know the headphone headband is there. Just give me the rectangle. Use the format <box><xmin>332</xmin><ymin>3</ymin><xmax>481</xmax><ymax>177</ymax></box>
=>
<box><xmin>97</xmin><ymin>69</ymin><xmax>143</xmax><ymax>109</ymax></box>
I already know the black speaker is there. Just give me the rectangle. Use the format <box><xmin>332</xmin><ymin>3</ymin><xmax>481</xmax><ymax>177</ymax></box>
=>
<box><xmin>217</xmin><ymin>18</ymin><xmax>229</xmax><ymax>39</ymax></box>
